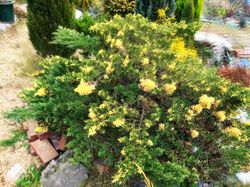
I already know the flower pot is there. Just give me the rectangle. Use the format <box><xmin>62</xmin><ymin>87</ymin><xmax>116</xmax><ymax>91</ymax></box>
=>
<box><xmin>0</xmin><ymin>1</ymin><xmax>14</xmax><ymax>23</ymax></box>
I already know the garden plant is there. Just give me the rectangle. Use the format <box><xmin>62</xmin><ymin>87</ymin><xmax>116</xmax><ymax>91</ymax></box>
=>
<box><xmin>27</xmin><ymin>0</ymin><xmax>75</xmax><ymax>56</ymax></box>
<box><xmin>21</xmin><ymin>14</ymin><xmax>250</xmax><ymax>186</ymax></box>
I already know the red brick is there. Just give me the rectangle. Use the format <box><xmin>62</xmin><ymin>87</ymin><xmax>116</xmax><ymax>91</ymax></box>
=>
<box><xmin>93</xmin><ymin>160</ymin><xmax>109</xmax><ymax>175</ymax></box>
<box><xmin>30</xmin><ymin>139</ymin><xmax>59</xmax><ymax>164</ymax></box>
<box><xmin>38</xmin><ymin>131</ymin><xmax>56</xmax><ymax>141</ymax></box>
<box><xmin>22</xmin><ymin>120</ymin><xmax>38</xmax><ymax>131</ymax></box>
<box><xmin>49</xmin><ymin>134</ymin><xmax>61</xmax><ymax>150</ymax></box>
<box><xmin>30</xmin><ymin>146</ymin><xmax>36</xmax><ymax>156</ymax></box>
<box><xmin>59</xmin><ymin>135</ymin><xmax>67</xmax><ymax>151</ymax></box>
<box><xmin>27</xmin><ymin>129</ymin><xmax>38</xmax><ymax>142</ymax></box>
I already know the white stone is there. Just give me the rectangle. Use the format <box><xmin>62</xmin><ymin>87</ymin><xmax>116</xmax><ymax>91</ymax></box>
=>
<box><xmin>195</xmin><ymin>32</ymin><xmax>233</xmax><ymax>65</ymax></box>
<box><xmin>75</xmin><ymin>9</ymin><xmax>83</xmax><ymax>19</ymax></box>
<box><xmin>0</xmin><ymin>22</ymin><xmax>12</xmax><ymax>32</ymax></box>
<box><xmin>5</xmin><ymin>163</ymin><xmax>24</xmax><ymax>183</ymax></box>
<box><xmin>236</xmin><ymin>171</ymin><xmax>250</xmax><ymax>185</ymax></box>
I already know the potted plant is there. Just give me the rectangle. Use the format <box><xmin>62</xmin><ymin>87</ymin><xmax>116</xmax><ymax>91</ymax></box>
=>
<box><xmin>0</xmin><ymin>0</ymin><xmax>14</xmax><ymax>23</ymax></box>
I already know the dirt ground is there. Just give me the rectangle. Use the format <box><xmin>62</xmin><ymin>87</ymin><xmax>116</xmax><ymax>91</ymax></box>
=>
<box><xmin>202</xmin><ymin>23</ymin><xmax>250</xmax><ymax>49</ymax></box>
<box><xmin>0</xmin><ymin>20</ymin><xmax>37</xmax><ymax>186</ymax></box>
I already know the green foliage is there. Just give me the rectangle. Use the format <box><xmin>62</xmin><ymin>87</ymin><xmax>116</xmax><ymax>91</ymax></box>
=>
<box><xmin>136</xmin><ymin>0</ymin><xmax>176</xmax><ymax>21</ymax></box>
<box><xmin>0</xmin><ymin>129</ymin><xmax>26</xmax><ymax>147</ymax></box>
<box><xmin>74</xmin><ymin>13</ymin><xmax>97</xmax><ymax>34</ymax></box>
<box><xmin>176</xmin><ymin>0</ymin><xmax>203</xmax><ymax>22</ymax></box>
<box><xmin>104</xmin><ymin>0</ymin><xmax>135</xmax><ymax>17</ymax></box>
<box><xmin>182</xmin><ymin>0</ymin><xmax>194</xmax><ymax>23</ymax></box>
<box><xmin>52</xmin><ymin>26</ymin><xmax>101</xmax><ymax>55</ymax></box>
<box><xmin>23</xmin><ymin>15</ymin><xmax>250</xmax><ymax>185</ymax></box>
<box><xmin>27</xmin><ymin>0</ymin><xmax>75</xmax><ymax>56</ymax></box>
<box><xmin>74</xmin><ymin>12</ymin><xmax>109</xmax><ymax>35</ymax></box>
<box><xmin>193</xmin><ymin>0</ymin><xmax>203</xmax><ymax>22</ymax></box>
<box><xmin>71</xmin><ymin>0</ymin><xmax>93</xmax><ymax>10</ymax></box>
<box><xmin>16</xmin><ymin>165</ymin><xmax>41</xmax><ymax>187</ymax></box>
<box><xmin>4</xmin><ymin>107</ymin><xmax>34</xmax><ymax>123</ymax></box>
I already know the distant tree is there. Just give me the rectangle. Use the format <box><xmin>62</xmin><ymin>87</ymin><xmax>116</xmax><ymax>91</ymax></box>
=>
<box><xmin>136</xmin><ymin>0</ymin><xmax>176</xmax><ymax>21</ymax></box>
<box><xmin>182</xmin><ymin>0</ymin><xmax>194</xmax><ymax>22</ymax></box>
<box><xmin>176</xmin><ymin>0</ymin><xmax>203</xmax><ymax>22</ymax></box>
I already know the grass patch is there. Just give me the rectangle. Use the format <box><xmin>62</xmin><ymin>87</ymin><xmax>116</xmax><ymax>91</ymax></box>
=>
<box><xmin>16</xmin><ymin>165</ymin><xmax>41</xmax><ymax>187</ymax></box>
<box><xmin>0</xmin><ymin>129</ymin><xmax>26</xmax><ymax>148</ymax></box>
<box><xmin>19</xmin><ymin>55</ymin><xmax>42</xmax><ymax>78</ymax></box>
<box><xmin>4</xmin><ymin>107</ymin><xmax>34</xmax><ymax>123</ymax></box>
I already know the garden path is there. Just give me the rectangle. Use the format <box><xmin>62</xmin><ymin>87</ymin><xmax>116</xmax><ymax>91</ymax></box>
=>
<box><xmin>0</xmin><ymin>21</ymin><xmax>37</xmax><ymax>186</ymax></box>
<box><xmin>202</xmin><ymin>23</ymin><xmax>250</xmax><ymax>50</ymax></box>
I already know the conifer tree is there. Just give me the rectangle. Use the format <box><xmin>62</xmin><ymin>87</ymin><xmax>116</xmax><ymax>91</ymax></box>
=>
<box><xmin>136</xmin><ymin>0</ymin><xmax>176</xmax><ymax>21</ymax></box>
<box><xmin>182</xmin><ymin>0</ymin><xmax>194</xmax><ymax>22</ymax></box>
<box><xmin>27</xmin><ymin>0</ymin><xmax>75</xmax><ymax>56</ymax></box>
<box><xmin>176</xmin><ymin>0</ymin><xmax>203</xmax><ymax>22</ymax></box>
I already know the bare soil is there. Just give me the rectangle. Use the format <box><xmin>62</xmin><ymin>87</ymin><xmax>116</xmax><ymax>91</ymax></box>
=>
<box><xmin>202</xmin><ymin>23</ymin><xmax>250</xmax><ymax>49</ymax></box>
<box><xmin>0</xmin><ymin>20</ymin><xmax>37</xmax><ymax>187</ymax></box>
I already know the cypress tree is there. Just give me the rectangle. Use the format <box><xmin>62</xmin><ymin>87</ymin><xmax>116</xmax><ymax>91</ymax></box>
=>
<box><xmin>176</xmin><ymin>0</ymin><xmax>203</xmax><ymax>22</ymax></box>
<box><xmin>27</xmin><ymin>0</ymin><xmax>75</xmax><ymax>56</ymax></box>
<box><xmin>182</xmin><ymin>0</ymin><xmax>194</xmax><ymax>22</ymax></box>
<box><xmin>193</xmin><ymin>0</ymin><xmax>203</xmax><ymax>22</ymax></box>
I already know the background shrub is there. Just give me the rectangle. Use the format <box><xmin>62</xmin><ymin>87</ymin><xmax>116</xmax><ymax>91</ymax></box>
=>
<box><xmin>104</xmin><ymin>0</ymin><xmax>135</xmax><ymax>17</ymax></box>
<box><xmin>218</xmin><ymin>66</ymin><xmax>250</xmax><ymax>87</ymax></box>
<box><xmin>136</xmin><ymin>0</ymin><xmax>176</xmax><ymax>21</ymax></box>
<box><xmin>27</xmin><ymin>0</ymin><xmax>75</xmax><ymax>56</ymax></box>
<box><xmin>176</xmin><ymin>0</ymin><xmax>204</xmax><ymax>22</ymax></box>
<box><xmin>23</xmin><ymin>15</ymin><xmax>250</xmax><ymax>185</ymax></box>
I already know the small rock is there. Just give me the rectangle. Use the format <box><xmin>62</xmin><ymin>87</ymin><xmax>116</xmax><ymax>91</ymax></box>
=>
<box><xmin>40</xmin><ymin>151</ymin><xmax>88</xmax><ymax>187</ymax></box>
<box><xmin>5</xmin><ymin>163</ymin><xmax>24</xmax><ymax>184</ymax></box>
<box><xmin>93</xmin><ymin>160</ymin><xmax>109</xmax><ymax>176</ymax></box>
<box><xmin>236</xmin><ymin>171</ymin><xmax>250</xmax><ymax>185</ymax></box>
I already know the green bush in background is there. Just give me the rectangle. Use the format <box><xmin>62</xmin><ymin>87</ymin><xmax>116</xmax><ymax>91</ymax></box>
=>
<box><xmin>27</xmin><ymin>0</ymin><xmax>75</xmax><ymax>57</ymax></box>
<box><xmin>136</xmin><ymin>0</ymin><xmax>176</xmax><ymax>21</ymax></box>
<box><xmin>176</xmin><ymin>0</ymin><xmax>204</xmax><ymax>22</ymax></box>
<box><xmin>182</xmin><ymin>0</ymin><xmax>194</xmax><ymax>22</ymax></box>
<box><xmin>104</xmin><ymin>0</ymin><xmax>135</xmax><ymax>17</ymax></box>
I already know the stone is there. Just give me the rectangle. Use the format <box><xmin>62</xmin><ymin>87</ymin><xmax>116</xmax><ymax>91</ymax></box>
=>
<box><xmin>30</xmin><ymin>139</ymin><xmax>59</xmax><ymax>164</ymax></box>
<box><xmin>194</xmin><ymin>32</ymin><xmax>233</xmax><ymax>65</ymax></box>
<box><xmin>40</xmin><ymin>151</ymin><xmax>88</xmax><ymax>187</ymax></box>
<box><xmin>93</xmin><ymin>160</ymin><xmax>109</xmax><ymax>176</ymax></box>
<box><xmin>0</xmin><ymin>22</ymin><xmax>12</xmax><ymax>32</ymax></box>
<box><xmin>5</xmin><ymin>163</ymin><xmax>24</xmax><ymax>184</ymax></box>
<box><xmin>236</xmin><ymin>171</ymin><xmax>250</xmax><ymax>185</ymax></box>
